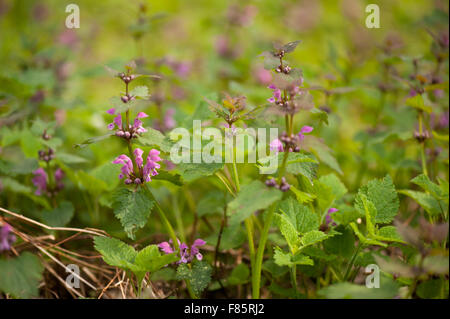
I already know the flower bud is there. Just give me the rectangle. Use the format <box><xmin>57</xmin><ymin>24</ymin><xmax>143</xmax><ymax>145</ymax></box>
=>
<box><xmin>134</xmin><ymin>178</ymin><xmax>141</xmax><ymax>184</ymax></box>
<box><xmin>125</xmin><ymin>178</ymin><xmax>133</xmax><ymax>185</ymax></box>
<box><xmin>121</xmin><ymin>95</ymin><xmax>129</xmax><ymax>103</ymax></box>
<box><xmin>116</xmin><ymin>130</ymin><xmax>125</xmax><ymax>137</ymax></box>
<box><xmin>124</xmin><ymin>131</ymin><xmax>131</xmax><ymax>139</ymax></box>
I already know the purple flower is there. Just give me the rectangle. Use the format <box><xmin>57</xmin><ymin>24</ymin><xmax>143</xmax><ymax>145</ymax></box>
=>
<box><xmin>133</xmin><ymin>112</ymin><xmax>148</xmax><ymax>134</ymax></box>
<box><xmin>113</xmin><ymin>148</ymin><xmax>162</xmax><ymax>184</ymax></box>
<box><xmin>164</xmin><ymin>108</ymin><xmax>176</xmax><ymax>130</ymax></box>
<box><xmin>158</xmin><ymin>238</ymin><xmax>206</xmax><ymax>264</ymax></box>
<box><xmin>326</xmin><ymin>208</ymin><xmax>338</xmax><ymax>226</ymax></box>
<box><xmin>106</xmin><ymin>108</ymin><xmax>123</xmax><ymax>131</ymax></box>
<box><xmin>267</xmin><ymin>84</ymin><xmax>282</xmax><ymax>103</ymax></box>
<box><xmin>143</xmin><ymin>149</ymin><xmax>162</xmax><ymax>182</ymax></box>
<box><xmin>0</xmin><ymin>223</ymin><xmax>16</xmax><ymax>252</ymax></box>
<box><xmin>298</xmin><ymin>126</ymin><xmax>313</xmax><ymax>141</ymax></box>
<box><xmin>270</xmin><ymin>138</ymin><xmax>284</xmax><ymax>153</ymax></box>
<box><xmin>32</xmin><ymin>168</ymin><xmax>47</xmax><ymax>195</ymax></box>
<box><xmin>113</xmin><ymin>154</ymin><xmax>134</xmax><ymax>180</ymax></box>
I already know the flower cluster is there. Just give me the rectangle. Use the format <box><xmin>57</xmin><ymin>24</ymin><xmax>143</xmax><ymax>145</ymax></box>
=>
<box><xmin>32</xmin><ymin>167</ymin><xmax>64</xmax><ymax>196</ymax></box>
<box><xmin>0</xmin><ymin>223</ymin><xmax>16</xmax><ymax>252</ymax></box>
<box><xmin>270</xmin><ymin>126</ymin><xmax>313</xmax><ymax>154</ymax></box>
<box><xmin>38</xmin><ymin>148</ymin><xmax>55</xmax><ymax>162</ymax></box>
<box><xmin>159</xmin><ymin>238</ymin><xmax>206</xmax><ymax>264</ymax></box>
<box><xmin>113</xmin><ymin>148</ymin><xmax>162</xmax><ymax>184</ymax></box>
<box><xmin>265</xmin><ymin>176</ymin><xmax>290</xmax><ymax>192</ymax></box>
<box><xmin>107</xmin><ymin>109</ymin><xmax>148</xmax><ymax>139</ymax></box>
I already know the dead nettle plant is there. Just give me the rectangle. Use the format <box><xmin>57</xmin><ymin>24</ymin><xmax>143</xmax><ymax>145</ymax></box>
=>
<box><xmin>83</xmin><ymin>62</ymin><xmax>208</xmax><ymax>298</ymax></box>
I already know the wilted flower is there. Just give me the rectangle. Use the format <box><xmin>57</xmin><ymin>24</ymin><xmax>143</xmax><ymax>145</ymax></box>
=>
<box><xmin>0</xmin><ymin>223</ymin><xmax>16</xmax><ymax>252</ymax></box>
<box><xmin>159</xmin><ymin>238</ymin><xmax>206</xmax><ymax>264</ymax></box>
<box><xmin>113</xmin><ymin>148</ymin><xmax>162</xmax><ymax>184</ymax></box>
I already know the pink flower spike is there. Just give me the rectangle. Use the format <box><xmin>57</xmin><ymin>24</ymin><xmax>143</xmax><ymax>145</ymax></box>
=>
<box><xmin>136</xmin><ymin>112</ymin><xmax>148</xmax><ymax>119</ymax></box>
<box><xmin>300</xmin><ymin>126</ymin><xmax>313</xmax><ymax>134</ymax></box>
<box><xmin>134</xmin><ymin>148</ymin><xmax>144</xmax><ymax>168</ymax></box>
<box><xmin>158</xmin><ymin>242</ymin><xmax>174</xmax><ymax>254</ymax></box>
<box><xmin>113</xmin><ymin>114</ymin><xmax>122</xmax><ymax>129</ymax></box>
<box><xmin>270</xmin><ymin>139</ymin><xmax>284</xmax><ymax>153</ymax></box>
<box><xmin>106</xmin><ymin>108</ymin><xmax>116</xmax><ymax>115</ymax></box>
<box><xmin>192</xmin><ymin>239</ymin><xmax>206</xmax><ymax>247</ymax></box>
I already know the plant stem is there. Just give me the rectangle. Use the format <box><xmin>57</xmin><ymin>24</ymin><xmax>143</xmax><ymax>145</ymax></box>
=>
<box><xmin>344</xmin><ymin>243</ymin><xmax>362</xmax><ymax>281</ymax></box>
<box><xmin>144</xmin><ymin>185</ymin><xmax>197</xmax><ymax>299</ymax></box>
<box><xmin>252</xmin><ymin>203</ymin><xmax>276</xmax><ymax>298</ymax></box>
<box><xmin>231</xmin><ymin>155</ymin><xmax>256</xmax><ymax>272</ymax></box>
<box><xmin>290</xmin><ymin>265</ymin><xmax>299</xmax><ymax>298</ymax></box>
<box><xmin>418</xmin><ymin>111</ymin><xmax>428</xmax><ymax>177</ymax></box>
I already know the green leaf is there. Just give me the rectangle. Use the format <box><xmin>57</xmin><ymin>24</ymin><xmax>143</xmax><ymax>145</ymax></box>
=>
<box><xmin>93</xmin><ymin>236</ymin><xmax>137</xmax><ymax>270</ymax></box>
<box><xmin>273</xmin><ymin>247</ymin><xmax>313</xmax><ymax>267</ymax></box>
<box><xmin>227</xmin><ymin>264</ymin><xmax>250</xmax><ymax>286</ymax></box>
<box><xmin>323</xmin><ymin>227</ymin><xmax>355</xmax><ymax>259</ymax></box>
<box><xmin>301</xmin><ymin>230</ymin><xmax>330</xmax><ymax>248</ymax></box>
<box><xmin>411</xmin><ymin>174</ymin><xmax>448</xmax><ymax>202</ymax></box>
<box><xmin>274</xmin><ymin>213</ymin><xmax>300</xmax><ymax>253</ymax></box>
<box><xmin>137</xmin><ymin>127</ymin><xmax>174</xmax><ymax>153</ymax></box>
<box><xmin>0</xmin><ymin>158</ymin><xmax>39</xmax><ymax>176</ymax></box>
<box><xmin>285</xmin><ymin>153</ymin><xmax>318</xmax><ymax>183</ymax></box>
<box><xmin>41</xmin><ymin>201</ymin><xmax>74</xmax><ymax>227</ymax></box>
<box><xmin>355</xmin><ymin>175</ymin><xmax>399</xmax><ymax>224</ymax></box>
<box><xmin>74</xmin><ymin>133</ymin><xmax>114</xmax><ymax>148</ymax></box>
<box><xmin>112</xmin><ymin>187</ymin><xmax>155</xmax><ymax>239</ymax></box>
<box><xmin>349</xmin><ymin>223</ymin><xmax>387</xmax><ymax>247</ymax></box>
<box><xmin>56</xmin><ymin>152</ymin><xmax>87</xmax><ymax>164</ymax></box>
<box><xmin>176</xmin><ymin>261</ymin><xmax>212</xmax><ymax>296</ymax></box>
<box><xmin>405</xmin><ymin>95</ymin><xmax>432</xmax><ymax>113</ymax></box>
<box><xmin>151</xmin><ymin>170</ymin><xmax>183</xmax><ymax>186</ymax></box>
<box><xmin>398</xmin><ymin>190</ymin><xmax>443</xmax><ymax>216</ymax></box>
<box><xmin>228</xmin><ymin>180</ymin><xmax>282</xmax><ymax>225</ymax></box>
<box><xmin>281</xmin><ymin>40</ymin><xmax>302</xmax><ymax>53</ymax></box>
<box><xmin>375</xmin><ymin>226</ymin><xmax>405</xmax><ymax>243</ymax></box>
<box><xmin>417</xmin><ymin>279</ymin><xmax>447</xmax><ymax>299</ymax></box>
<box><xmin>0</xmin><ymin>252</ymin><xmax>44</xmax><ymax>298</ymax></box>
<box><xmin>278</xmin><ymin>197</ymin><xmax>319</xmax><ymax>234</ymax></box>
<box><xmin>129</xmin><ymin>85</ymin><xmax>149</xmax><ymax>98</ymax></box>
<box><xmin>356</xmin><ymin>194</ymin><xmax>377</xmax><ymax>236</ymax></box>
<box><xmin>289</xmin><ymin>185</ymin><xmax>316</xmax><ymax>204</ymax></box>
<box><xmin>176</xmin><ymin>162</ymin><xmax>224</xmax><ymax>182</ymax></box>
<box><xmin>318</xmin><ymin>174</ymin><xmax>347</xmax><ymax>200</ymax></box>
<box><xmin>318</xmin><ymin>276</ymin><xmax>400</xmax><ymax>299</ymax></box>
<box><xmin>197</xmin><ymin>191</ymin><xmax>226</xmax><ymax>217</ymax></box>
<box><xmin>20</xmin><ymin>130</ymin><xmax>41</xmax><ymax>158</ymax></box>
<box><xmin>134</xmin><ymin>245</ymin><xmax>179</xmax><ymax>274</ymax></box>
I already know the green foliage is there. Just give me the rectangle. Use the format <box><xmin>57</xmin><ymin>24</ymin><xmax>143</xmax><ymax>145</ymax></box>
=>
<box><xmin>94</xmin><ymin>236</ymin><xmax>179</xmax><ymax>283</ymax></box>
<box><xmin>176</xmin><ymin>260</ymin><xmax>212</xmax><ymax>296</ymax></box>
<box><xmin>112</xmin><ymin>187</ymin><xmax>155</xmax><ymax>239</ymax></box>
<box><xmin>0</xmin><ymin>252</ymin><xmax>44</xmax><ymax>298</ymax></box>
<box><xmin>355</xmin><ymin>175</ymin><xmax>399</xmax><ymax>224</ymax></box>
<box><xmin>227</xmin><ymin>180</ymin><xmax>282</xmax><ymax>225</ymax></box>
